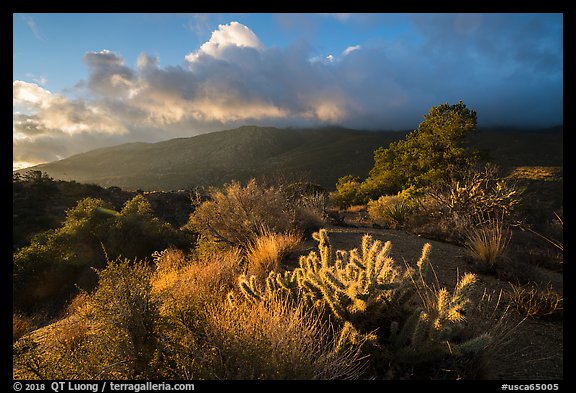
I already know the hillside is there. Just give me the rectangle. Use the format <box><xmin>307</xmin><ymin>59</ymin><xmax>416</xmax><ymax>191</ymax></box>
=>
<box><xmin>21</xmin><ymin>125</ymin><xmax>562</xmax><ymax>191</ymax></box>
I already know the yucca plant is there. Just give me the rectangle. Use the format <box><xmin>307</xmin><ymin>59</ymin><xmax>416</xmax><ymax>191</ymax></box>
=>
<box><xmin>367</xmin><ymin>195</ymin><xmax>413</xmax><ymax>229</ymax></box>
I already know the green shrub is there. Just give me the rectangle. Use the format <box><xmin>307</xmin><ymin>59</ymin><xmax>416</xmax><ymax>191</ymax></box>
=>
<box><xmin>13</xmin><ymin>196</ymin><xmax>188</xmax><ymax>314</ymax></box>
<box><xmin>83</xmin><ymin>258</ymin><xmax>159</xmax><ymax>379</ymax></box>
<box><xmin>359</xmin><ymin>101</ymin><xmax>479</xmax><ymax>201</ymax></box>
<box><xmin>106</xmin><ymin>195</ymin><xmax>188</xmax><ymax>259</ymax></box>
<box><xmin>367</xmin><ymin>195</ymin><xmax>414</xmax><ymax>229</ymax></box>
<box><xmin>333</xmin><ymin>175</ymin><xmax>364</xmax><ymax>209</ymax></box>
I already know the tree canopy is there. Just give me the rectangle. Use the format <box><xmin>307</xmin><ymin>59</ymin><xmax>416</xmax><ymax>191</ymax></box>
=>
<box><xmin>336</xmin><ymin>101</ymin><xmax>479</xmax><ymax>206</ymax></box>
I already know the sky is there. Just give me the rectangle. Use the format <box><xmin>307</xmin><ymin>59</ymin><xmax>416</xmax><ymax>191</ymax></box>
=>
<box><xmin>13</xmin><ymin>13</ymin><xmax>563</xmax><ymax>170</ymax></box>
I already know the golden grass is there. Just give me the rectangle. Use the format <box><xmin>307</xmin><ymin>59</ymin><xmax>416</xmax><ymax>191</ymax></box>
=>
<box><xmin>150</xmin><ymin>247</ymin><xmax>188</xmax><ymax>295</ymax></box>
<box><xmin>245</xmin><ymin>230</ymin><xmax>301</xmax><ymax>280</ymax></box>
<box><xmin>508</xmin><ymin>166</ymin><xmax>562</xmax><ymax>181</ymax></box>
<box><xmin>464</xmin><ymin>216</ymin><xmax>511</xmax><ymax>269</ymax></box>
<box><xmin>345</xmin><ymin>204</ymin><xmax>367</xmax><ymax>213</ymax></box>
<box><xmin>153</xmin><ymin>247</ymin><xmax>244</xmax><ymax>329</ymax></box>
<box><xmin>203</xmin><ymin>295</ymin><xmax>368</xmax><ymax>379</ymax></box>
<box><xmin>508</xmin><ymin>283</ymin><xmax>563</xmax><ymax>319</ymax></box>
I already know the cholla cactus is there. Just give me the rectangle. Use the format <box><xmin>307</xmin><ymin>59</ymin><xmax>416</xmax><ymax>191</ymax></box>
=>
<box><xmin>235</xmin><ymin>229</ymin><xmax>491</xmax><ymax>367</ymax></box>
<box><xmin>389</xmin><ymin>272</ymin><xmax>491</xmax><ymax>364</ymax></box>
<box><xmin>238</xmin><ymin>229</ymin><xmax>415</xmax><ymax>325</ymax></box>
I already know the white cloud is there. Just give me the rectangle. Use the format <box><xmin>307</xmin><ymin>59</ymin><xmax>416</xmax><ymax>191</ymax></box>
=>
<box><xmin>185</xmin><ymin>21</ymin><xmax>263</xmax><ymax>62</ymax></box>
<box><xmin>185</xmin><ymin>13</ymin><xmax>213</xmax><ymax>40</ymax></box>
<box><xmin>13</xmin><ymin>80</ymin><xmax>54</xmax><ymax>109</ymax></box>
<box><xmin>342</xmin><ymin>45</ymin><xmax>361</xmax><ymax>56</ymax></box>
<box><xmin>13</xmin><ymin>80</ymin><xmax>128</xmax><ymax>137</ymax></box>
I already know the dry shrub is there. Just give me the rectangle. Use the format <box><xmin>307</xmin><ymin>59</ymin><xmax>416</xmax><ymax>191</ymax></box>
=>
<box><xmin>245</xmin><ymin>230</ymin><xmax>301</xmax><ymax>280</ymax></box>
<box><xmin>201</xmin><ymin>296</ymin><xmax>368</xmax><ymax>379</ymax></box>
<box><xmin>295</xmin><ymin>205</ymin><xmax>326</xmax><ymax>234</ymax></box>
<box><xmin>149</xmin><ymin>247</ymin><xmax>244</xmax><ymax>379</ymax></box>
<box><xmin>150</xmin><ymin>248</ymin><xmax>189</xmax><ymax>295</ymax></box>
<box><xmin>461</xmin><ymin>288</ymin><xmax>518</xmax><ymax>379</ymax></box>
<box><xmin>187</xmin><ymin>179</ymin><xmax>293</xmax><ymax>247</ymax></box>
<box><xmin>155</xmin><ymin>248</ymin><xmax>243</xmax><ymax>318</ymax></box>
<box><xmin>51</xmin><ymin>314</ymin><xmax>90</xmax><ymax>352</ymax></box>
<box><xmin>152</xmin><ymin>247</ymin><xmax>188</xmax><ymax>273</ymax></box>
<box><xmin>294</xmin><ymin>192</ymin><xmax>327</xmax><ymax>233</ymax></box>
<box><xmin>13</xmin><ymin>313</ymin><xmax>35</xmax><ymax>343</ymax></box>
<box><xmin>237</xmin><ymin>230</ymin><xmax>496</xmax><ymax>379</ymax></box>
<box><xmin>508</xmin><ymin>283</ymin><xmax>563</xmax><ymax>319</ymax></box>
<box><xmin>414</xmin><ymin>164</ymin><xmax>522</xmax><ymax>244</ymax></box>
<box><xmin>429</xmin><ymin>164</ymin><xmax>522</xmax><ymax>219</ymax></box>
<box><xmin>14</xmin><ymin>251</ymin><xmax>244</xmax><ymax>380</ymax></box>
<box><xmin>65</xmin><ymin>292</ymin><xmax>90</xmax><ymax>316</ymax></box>
<box><xmin>345</xmin><ymin>205</ymin><xmax>367</xmax><ymax>213</ymax></box>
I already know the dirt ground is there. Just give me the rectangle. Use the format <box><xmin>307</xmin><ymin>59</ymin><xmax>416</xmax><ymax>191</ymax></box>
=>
<box><xmin>302</xmin><ymin>222</ymin><xmax>563</xmax><ymax>380</ymax></box>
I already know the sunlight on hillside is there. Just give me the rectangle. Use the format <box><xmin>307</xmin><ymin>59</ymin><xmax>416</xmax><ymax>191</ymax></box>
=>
<box><xmin>508</xmin><ymin>166</ymin><xmax>562</xmax><ymax>181</ymax></box>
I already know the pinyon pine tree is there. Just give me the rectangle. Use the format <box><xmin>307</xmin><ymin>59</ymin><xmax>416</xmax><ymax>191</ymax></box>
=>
<box><xmin>337</xmin><ymin>101</ymin><xmax>479</xmax><ymax>203</ymax></box>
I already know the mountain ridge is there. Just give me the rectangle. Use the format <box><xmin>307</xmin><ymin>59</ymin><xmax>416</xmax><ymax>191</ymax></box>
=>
<box><xmin>20</xmin><ymin>125</ymin><xmax>562</xmax><ymax>191</ymax></box>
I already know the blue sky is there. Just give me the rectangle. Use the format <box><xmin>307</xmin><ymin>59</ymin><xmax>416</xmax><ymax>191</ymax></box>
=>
<box><xmin>13</xmin><ymin>13</ymin><xmax>563</xmax><ymax>169</ymax></box>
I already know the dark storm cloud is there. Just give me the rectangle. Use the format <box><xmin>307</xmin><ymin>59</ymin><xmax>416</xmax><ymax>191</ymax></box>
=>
<box><xmin>14</xmin><ymin>15</ymin><xmax>563</xmax><ymax>168</ymax></box>
<box><xmin>83</xmin><ymin>50</ymin><xmax>136</xmax><ymax>97</ymax></box>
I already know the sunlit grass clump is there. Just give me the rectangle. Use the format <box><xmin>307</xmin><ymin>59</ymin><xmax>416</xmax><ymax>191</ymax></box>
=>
<box><xmin>508</xmin><ymin>283</ymin><xmax>563</xmax><ymax>319</ymax></box>
<box><xmin>245</xmin><ymin>229</ymin><xmax>301</xmax><ymax>280</ymax></box>
<box><xmin>464</xmin><ymin>215</ymin><xmax>511</xmax><ymax>271</ymax></box>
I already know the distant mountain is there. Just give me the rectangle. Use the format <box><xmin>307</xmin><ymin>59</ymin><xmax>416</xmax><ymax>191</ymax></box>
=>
<box><xmin>20</xmin><ymin>125</ymin><xmax>562</xmax><ymax>191</ymax></box>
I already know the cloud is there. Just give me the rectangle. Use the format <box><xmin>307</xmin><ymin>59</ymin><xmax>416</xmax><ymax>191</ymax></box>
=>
<box><xmin>25</xmin><ymin>73</ymin><xmax>48</xmax><ymax>86</ymax></box>
<box><xmin>13</xmin><ymin>15</ymin><xmax>563</xmax><ymax>169</ymax></box>
<box><xmin>13</xmin><ymin>80</ymin><xmax>54</xmax><ymax>109</ymax></box>
<box><xmin>83</xmin><ymin>50</ymin><xmax>136</xmax><ymax>97</ymax></box>
<box><xmin>22</xmin><ymin>15</ymin><xmax>44</xmax><ymax>41</ymax></box>
<box><xmin>185</xmin><ymin>21</ymin><xmax>263</xmax><ymax>62</ymax></box>
<box><xmin>13</xmin><ymin>80</ymin><xmax>129</xmax><ymax>140</ymax></box>
<box><xmin>342</xmin><ymin>45</ymin><xmax>361</xmax><ymax>56</ymax></box>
